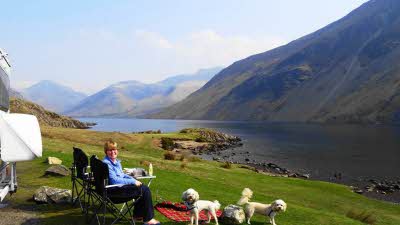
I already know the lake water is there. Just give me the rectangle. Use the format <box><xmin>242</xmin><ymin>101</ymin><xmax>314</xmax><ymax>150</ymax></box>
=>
<box><xmin>79</xmin><ymin>118</ymin><xmax>400</xmax><ymax>183</ymax></box>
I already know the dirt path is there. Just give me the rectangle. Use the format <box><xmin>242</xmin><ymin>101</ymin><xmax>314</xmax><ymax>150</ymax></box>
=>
<box><xmin>0</xmin><ymin>205</ymin><xmax>40</xmax><ymax>225</ymax></box>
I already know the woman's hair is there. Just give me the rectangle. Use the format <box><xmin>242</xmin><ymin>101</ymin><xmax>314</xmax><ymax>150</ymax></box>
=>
<box><xmin>104</xmin><ymin>140</ymin><xmax>118</xmax><ymax>153</ymax></box>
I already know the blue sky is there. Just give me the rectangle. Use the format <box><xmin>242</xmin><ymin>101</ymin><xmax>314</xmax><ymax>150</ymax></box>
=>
<box><xmin>0</xmin><ymin>0</ymin><xmax>368</xmax><ymax>94</ymax></box>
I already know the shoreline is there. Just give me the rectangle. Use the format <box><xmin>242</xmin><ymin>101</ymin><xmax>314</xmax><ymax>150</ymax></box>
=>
<box><xmin>199</xmin><ymin>150</ymin><xmax>400</xmax><ymax>204</ymax></box>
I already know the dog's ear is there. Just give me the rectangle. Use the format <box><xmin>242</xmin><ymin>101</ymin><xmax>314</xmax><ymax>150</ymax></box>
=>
<box><xmin>194</xmin><ymin>190</ymin><xmax>200</xmax><ymax>201</ymax></box>
<box><xmin>181</xmin><ymin>190</ymin><xmax>187</xmax><ymax>201</ymax></box>
<box><xmin>282</xmin><ymin>201</ymin><xmax>287</xmax><ymax>212</ymax></box>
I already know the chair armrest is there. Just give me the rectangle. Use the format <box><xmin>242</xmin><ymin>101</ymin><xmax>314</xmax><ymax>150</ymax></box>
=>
<box><xmin>136</xmin><ymin>176</ymin><xmax>156</xmax><ymax>179</ymax></box>
<box><xmin>105</xmin><ymin>184</ymin><xmax>125</xmax><ymax>188</ymax></box>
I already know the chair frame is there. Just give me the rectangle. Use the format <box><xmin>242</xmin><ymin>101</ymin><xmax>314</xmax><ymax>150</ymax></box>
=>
<box><xmin>87</xmin><ymin>155</ymin><xmax>139</xmax><ymax>225</ymax></box>
<box><xmin>71</xmin><ymin>147</ymin><xmax>90</xmax><ymax>213</ymax></box>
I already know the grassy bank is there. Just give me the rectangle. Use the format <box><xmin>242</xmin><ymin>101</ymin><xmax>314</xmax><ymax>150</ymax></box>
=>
<box><xmin>7</xmin><ymin>126</ymin><xmax>400</xmax><ymax>225</ymax></box>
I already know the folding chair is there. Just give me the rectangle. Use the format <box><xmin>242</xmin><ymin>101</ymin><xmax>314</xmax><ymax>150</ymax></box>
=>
<box><xmin>88</xmin><ymin>155</ymin><xmax>139</xmax><ymax>225</ymax></box>
<box><xmin>71</xmin><ymin>147</ymin><xmax>90</xmax><ymax>212</ymax></box>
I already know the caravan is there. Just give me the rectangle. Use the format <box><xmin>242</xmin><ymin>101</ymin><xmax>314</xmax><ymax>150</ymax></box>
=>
<box><xmin>0</xmin><ymin>48</ymin><xmax>42</xmax><ymax>202</ymax></box>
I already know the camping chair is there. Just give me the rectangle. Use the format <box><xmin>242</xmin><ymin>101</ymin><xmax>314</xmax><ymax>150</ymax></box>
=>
<box><xmin>88</xmin><ymin>155</ymin><xmax>139</xmax><ymax>225</ymax></box>
<box><xmin>71</xmin><ymin>147</ymin><xmax>90</xmax><ymax>213</ymax></box>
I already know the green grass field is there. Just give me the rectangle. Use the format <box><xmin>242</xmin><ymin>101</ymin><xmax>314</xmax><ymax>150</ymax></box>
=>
<box><xmin>7</xmin><ymin>126</ymin><xmax>400</xmax><ymax>225</ymax></box>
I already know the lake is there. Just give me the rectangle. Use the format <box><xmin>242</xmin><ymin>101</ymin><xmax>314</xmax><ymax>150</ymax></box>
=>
<box><xmin>79</xmin><ymin>118</ymin><xmax>400</xmax><ymax>184</ymax></box>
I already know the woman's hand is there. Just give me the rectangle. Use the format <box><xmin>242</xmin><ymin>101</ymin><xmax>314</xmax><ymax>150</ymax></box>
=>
<box><xmin>135</xmin><ymin>180</ymin><xmax>142</xmax><ymax>187</ymax></box>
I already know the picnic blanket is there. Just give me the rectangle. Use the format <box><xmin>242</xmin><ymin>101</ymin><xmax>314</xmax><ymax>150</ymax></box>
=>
<box><xmin>155</xmin><ymin>201</ymin><xmax>223</xmax><ymax>222</ymax></box>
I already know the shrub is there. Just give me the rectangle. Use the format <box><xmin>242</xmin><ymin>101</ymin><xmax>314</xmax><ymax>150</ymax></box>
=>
<box><xmin>180</xmin><ymin>160</ymin><xmax>188</xmax><ymax>169</ymax></box>
<box><xmin>346</xmin><ymin>209</ymin><xmax>377</xmax><ymax>224</ymax></box>
<box><xmin>140</xmin><ymin>160</ymin><xmax>151</xmax><ymax>166</ymax></box>
<box><xmin>195</xmin><ymin>137</ymin><xmax>207</xmax><ymax>142</ymax></box>
<box><xmin>161</xmin><ymin>137</ymin><xmax>175</xmax><ymax>150</ymax></box>
<box><xmin>188</xmin><ymin>156</ymin><xmax>202</xmax><ymax>162</ymax></box>
<box><xmin>164</xmin><ymin>151</ymin><xmax>177</xmax><ymax>160</ymax></box>
<box><xmin>221</xmin><ymin>161</ymin><xmax>232</xmax><ymax>169</ymax></box>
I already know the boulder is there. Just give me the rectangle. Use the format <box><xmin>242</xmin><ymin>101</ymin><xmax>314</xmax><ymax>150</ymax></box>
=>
<box><xmin>47</xmin><ymin>157</ymin><xmax>62</xmax><ymax>165</ymax></box>
<box><xmin>33</xmin><ymin>186</ymin><xmax>72</xmax><ymax>204</ymax></box>
<box><xmin>221</xmin><ymin>204</ymin><xmax>245</xmax><ymax>225</ymax></box>
<box><xmin>45</xmin><ymin>165</ymin><xmax>70</xmax><ymax>176</ymax></box>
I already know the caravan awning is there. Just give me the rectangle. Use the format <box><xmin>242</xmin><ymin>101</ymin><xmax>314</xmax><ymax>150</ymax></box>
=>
<box><xmin>0</xmin><ymin>112</ymin><xmax>42</xmax><ymax>162</ymax></box>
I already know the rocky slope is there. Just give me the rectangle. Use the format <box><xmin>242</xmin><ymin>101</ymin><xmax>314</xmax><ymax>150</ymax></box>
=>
<box><xmin>150</xmin><ymin>0</ymin><xmax>400</xmax><ymax>124</ymax></box>
<box><xmin>10</xmin><ymin>98</ymin><xmax>92</xmax><ymax>129</ymax></box>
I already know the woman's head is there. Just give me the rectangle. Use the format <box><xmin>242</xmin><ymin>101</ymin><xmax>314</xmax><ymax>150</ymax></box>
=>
<box><xmin>104</xmin><ymin>140</ymin><xmax>118</xmax><ymax>161</ymax></box>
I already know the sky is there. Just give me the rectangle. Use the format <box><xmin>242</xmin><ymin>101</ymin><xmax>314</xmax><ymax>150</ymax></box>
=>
<box><xmin>0</xmin><ymin>0</ymin><xmax>368</xmax><ymax>94</ymax></box>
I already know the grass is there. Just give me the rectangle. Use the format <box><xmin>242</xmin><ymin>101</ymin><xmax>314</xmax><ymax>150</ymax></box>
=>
<box><xmin>6</xmin><ymin>126</ymin><xmax>400</xmax><ymax>225</ymax></box>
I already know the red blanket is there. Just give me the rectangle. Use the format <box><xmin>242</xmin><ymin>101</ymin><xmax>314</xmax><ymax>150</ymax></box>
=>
<box><xmin>155</xmin><ymin>201</ymin><xmax>223</xmax><ymax>222</ymax></box>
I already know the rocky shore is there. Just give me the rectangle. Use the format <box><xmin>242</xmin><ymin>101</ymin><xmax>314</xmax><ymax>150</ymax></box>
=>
<box><xmin>159</xmin><ymin>128</ymin><xmax>400</xmax><ymax>204</ymax></box>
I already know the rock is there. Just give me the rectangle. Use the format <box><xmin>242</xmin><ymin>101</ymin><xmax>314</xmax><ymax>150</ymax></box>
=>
<box><xmin>355</xmin><ymin>189</ymin><xmax>364</xmax><ymax>194</ymax></box>
<box><xmin>33</xmin><ymin>186</ymin><xmax>72</xmax><ymax>204</ymax></box>
<box><xmin>288</xmin><ymin>173</ymin><xmax>298</xmax><ymax>178</ymax></box>
<box><xmin>221</xmin><ymin>205</ymin><xmax>245</xmax><ymax>225</ymax></box>
<box><xmin>47</xmin><ymin>157</ymin><xmax>62</xmax><ymax>165</ymax></box>
<box><xmin>300</xmin><ymin>174</ymin><xmax>310</xmax><ymax>179</ymax></box>
<box><xmin>45</xmin><ymin>165</ymin><xmax>70</xmax><ymax>176</ymax></box>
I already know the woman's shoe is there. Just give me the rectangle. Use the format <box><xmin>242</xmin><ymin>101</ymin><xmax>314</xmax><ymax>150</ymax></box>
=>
<box><xmin>144</xmin><ymin>219</ymin><xmax>161</xmax><ymax>225</ymax></box>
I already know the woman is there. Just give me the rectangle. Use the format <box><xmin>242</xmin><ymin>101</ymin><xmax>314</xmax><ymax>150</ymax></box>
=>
<box><xmin>103</xmin><ymin>140</ymin><xmax>161</xmax><ymax>225</ymax></box>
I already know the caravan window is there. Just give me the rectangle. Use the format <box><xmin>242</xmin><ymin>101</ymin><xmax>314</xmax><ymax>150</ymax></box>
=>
<box><xmin>0</xmin><ymin>68</ymin><xmax>9</xmax><ymax>112</ymax></box>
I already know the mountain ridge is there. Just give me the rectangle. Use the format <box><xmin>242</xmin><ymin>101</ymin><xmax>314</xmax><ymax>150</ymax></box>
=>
<box><xmin>65</xmin><ymin>67</ymin><xmax>222</xmax><ymax>117</ymax></box>
<box><xmin>149</xmin><ymin>0</ymin><xmax>400</xmax><ymax>124</ymax></box>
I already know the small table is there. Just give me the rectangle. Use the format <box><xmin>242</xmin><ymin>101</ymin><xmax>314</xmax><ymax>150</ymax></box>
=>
<box><xmin>135</xmin><ymin>175</ymin><xmax>156</xmax><ymax>187</ymax></box>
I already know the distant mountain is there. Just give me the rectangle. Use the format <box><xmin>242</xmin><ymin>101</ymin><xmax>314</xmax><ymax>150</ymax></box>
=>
<box><xmin>150</xmin><ymin>0</ymin><xmax>400</xmax><ymax>124</ymax></box>
<box><xmin>65</xmin><ymin>67</ymin><xmax>222</xmax><ymax>117</ymax></box>
<box><xmin>21</xmin><ymin>80</ymin><xmax>87</xmax><ymax>113</ymax></box>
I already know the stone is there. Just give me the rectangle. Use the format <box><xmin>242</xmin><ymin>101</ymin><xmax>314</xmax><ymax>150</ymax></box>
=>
<box><xmin>33</xmin><ymin>186</ymin><xmax>72</xmax><ymax>204</ymax></box>
<box><xmin>221</xmin><ymin>205</ymin><xmax>245</xmax><ymax>225</ymax></box>
<box><xmin>45</xmin><ymin>165</ymin><xmax>70</xmax><ymax>176</ymax></box>
<box><xmin>47</xmin><ymin>157</ymin><xmax>62</xmax><ymax>165</ymax></box>
<box><xmin>300</xmin><ymin>174</ymin><xmax>310</xmax><ymax>179</ymax></box>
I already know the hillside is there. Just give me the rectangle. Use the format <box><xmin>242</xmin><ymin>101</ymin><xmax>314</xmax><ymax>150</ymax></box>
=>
<box><xmin>150</xmin><ymin>0</ymin><xmax>400</xmax><ymax>124</ymax></box>
<box><xmin>65</xmin><ymin>67</ymin><xmax>222</xmax><ymax>117</ymax></box>
<box><xmin>21</xmin><ymin>80</ymin><xmax>87</xmax><ymax>113</ymax></box>
<box><xmin>10</xmin><ymin>97</ymin><xmax>92</xmax><ymax>129</ymax></box>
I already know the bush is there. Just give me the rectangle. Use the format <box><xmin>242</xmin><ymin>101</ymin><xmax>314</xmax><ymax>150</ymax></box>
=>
<box><xmin>221</xmin><ymin>161</ymin><xmax>232</xmax><ymax>169</ymax></box>
<box><xmin>346</xmin><ymin>209</ymin><xmax>377</xmax><ymax>224</ymax></box>
<box><xmin>195</xmin><ymin>137</ymin><xmax>208</xmax><ymax>142</ymax></box>
<box><xmin>161</xmin><ymin>137</ymin><xmax>175</xmax><ymax>150</ymax></box>
<box><xmin>188</xmin><ymin>156</ymin><xmax>202</xmax><ymax>162</ymax></box>
<box><xmin>140</xmin><ymin>160</ymin><xmax>151</xmax><ymax>166</ymax></box>
<box><xmin>180</xmin><ymin>160</ymin><xmax>188</xmax><ymax>169</ymax></box>
<box><xmin>164</xmin><ymin>151</ymin><xmax>177</xmax><ymax>160</ymax></box>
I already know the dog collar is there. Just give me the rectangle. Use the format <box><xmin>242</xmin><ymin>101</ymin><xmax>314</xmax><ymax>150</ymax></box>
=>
<box><xmin>267</xmin><ymin>208</ymin><xmax>274</xmax><ymax>217</ymax></box>
<box><xmin>184</xmin><ymin>201</ymin><xmax>197</xmax><ymax>211</ymax></box>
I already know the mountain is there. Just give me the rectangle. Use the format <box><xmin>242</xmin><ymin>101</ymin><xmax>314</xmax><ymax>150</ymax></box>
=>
<box><xmin>150</xmin><ymin>0</ymin><xmax>400</xmax><ymax>124</ymax></box>
<box><xmin>21</xmin><ymin>80</ymin><xmax>87</xmax><ymax>113</ymax></box>
<box><xmin>65</xmin><ymin>67</ymin><xmax>222</xmax><ymax>117</ymax></box>
<box><xmin>10</xmin><ymin>97</ymin><xmax>92</xmax><ymax>129</ymax></box>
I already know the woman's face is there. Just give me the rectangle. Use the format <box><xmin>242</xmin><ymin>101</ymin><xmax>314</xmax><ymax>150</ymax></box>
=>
<box><xmin>106</xmin><ymin>145</ymin><xmax>118</xmax><ymax>162</ymax></box>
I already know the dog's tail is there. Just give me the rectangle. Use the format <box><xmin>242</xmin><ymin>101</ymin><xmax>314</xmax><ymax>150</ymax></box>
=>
<box><xmin>237</xmin><ymin>188</ymin><xmax>253</xmax><ymax>205</ymax></box>
<box><xmin>213</xmin><ymin>200</ymin><xmax>221</xmax><ymax>210</ymax></box>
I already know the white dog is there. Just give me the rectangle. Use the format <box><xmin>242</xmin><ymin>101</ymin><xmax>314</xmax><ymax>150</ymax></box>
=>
<box><xmin>182</xmin><ymin>188</ymin><xmax>221</xmax><ymax>225</ymax></box>
<box><xmin>237</xmin><ymin>188</ymin><xmax>286</xmax><ymax>225</ymax></box>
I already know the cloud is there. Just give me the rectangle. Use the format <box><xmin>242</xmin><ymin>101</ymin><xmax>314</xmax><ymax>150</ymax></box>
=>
<box><xmin>12</xmin><ymin>28</ymin><xmax>287</xmax><ymax>94</ymax></box>
<box><xmin>133</xmin><ymin>29</ymin><xmax>287</xmax><ymax>72</ymax></box>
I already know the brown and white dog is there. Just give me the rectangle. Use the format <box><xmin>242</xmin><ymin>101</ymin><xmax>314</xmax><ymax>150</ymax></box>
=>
<box><xmin>237</xmin><ymin>188</ymin><xmax>287</xmax><ymax>225</ymax></box>
<box><xmin>182</xmin><ymin>188</ymin><xmax>221</xmax><ymax>225</ymax></box>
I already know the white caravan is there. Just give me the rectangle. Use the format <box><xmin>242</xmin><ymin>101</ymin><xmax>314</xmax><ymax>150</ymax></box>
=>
<box><xmin>0</xmin><ymin>48</ymin><xmax>42</xmax><ymax>202</ymax></box>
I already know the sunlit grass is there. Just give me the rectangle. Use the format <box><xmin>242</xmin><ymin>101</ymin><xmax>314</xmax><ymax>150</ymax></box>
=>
<box><xmin>8</xmin><ymin>126</ymin><xmax>400</xmax><ymax>225</ymax></box>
